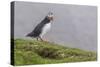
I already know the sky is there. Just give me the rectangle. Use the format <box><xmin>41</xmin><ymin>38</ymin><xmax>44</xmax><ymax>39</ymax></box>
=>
<box><xmin>14</xmin><ymin>1</ymin><xmax>97</xmax><ymax>51</ymax></box>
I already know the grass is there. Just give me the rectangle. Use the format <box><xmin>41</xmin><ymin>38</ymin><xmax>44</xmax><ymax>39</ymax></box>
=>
<box><xmin>13</xmin><ymin>39</ymin><xmax>97</xmax><ymax>66</ymax></box>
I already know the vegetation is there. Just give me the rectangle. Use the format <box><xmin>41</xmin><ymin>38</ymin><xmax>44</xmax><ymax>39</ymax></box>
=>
<box><xmin>13</xmin><ymin>39</ymin><xmax>97</xmax><ymax>66</ymax></box>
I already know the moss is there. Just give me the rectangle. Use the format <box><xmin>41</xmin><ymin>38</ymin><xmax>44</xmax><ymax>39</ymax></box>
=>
<box><xmin>13</xmin><ymin>39</ymin><xmax>97</xmax><ymax>66</ymax></box>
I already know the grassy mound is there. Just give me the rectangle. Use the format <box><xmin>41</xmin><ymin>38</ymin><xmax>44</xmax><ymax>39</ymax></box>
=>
<box><xmin>13</xmin><ymin>39</ymin><xmax>97</xmax><ymax>66</ymax></box>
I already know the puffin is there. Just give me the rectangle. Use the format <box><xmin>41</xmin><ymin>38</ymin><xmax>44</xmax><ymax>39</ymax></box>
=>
<box><xmin>26</xmin><ymin>12</ymin><xmax>54</xmax><ymax>41</ymax></box>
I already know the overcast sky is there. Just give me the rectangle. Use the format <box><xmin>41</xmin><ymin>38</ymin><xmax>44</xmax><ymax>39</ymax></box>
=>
<box><xmin>14</xmin><ymin>1</ymin><xmax>97</xmax><ymax>51</ymax></box>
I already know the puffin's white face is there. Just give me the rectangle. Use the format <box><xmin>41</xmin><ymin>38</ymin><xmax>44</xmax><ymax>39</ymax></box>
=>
<box><xmin>47</xmin><ymin>12</ymin><xmax>53</xmax><ymax>21</ymax></box>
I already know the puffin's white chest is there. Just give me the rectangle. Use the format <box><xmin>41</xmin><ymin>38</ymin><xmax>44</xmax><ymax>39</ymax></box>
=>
<box><xmin>40</xmin><ymin>23</ymin><xmax>51</xmax><ymax>37</ymax></box>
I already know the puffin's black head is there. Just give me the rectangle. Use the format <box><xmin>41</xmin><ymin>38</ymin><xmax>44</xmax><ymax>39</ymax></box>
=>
<box><xmin>47</xmin><ymin>12</ymin><xmax>53</xmax><ymax>21</ymax></box>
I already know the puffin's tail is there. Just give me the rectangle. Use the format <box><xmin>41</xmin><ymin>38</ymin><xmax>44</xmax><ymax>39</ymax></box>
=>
<box><xmin>26</xmin><ymin>32</ymin><xmax>34</xmax><ymax>37</ymax></box>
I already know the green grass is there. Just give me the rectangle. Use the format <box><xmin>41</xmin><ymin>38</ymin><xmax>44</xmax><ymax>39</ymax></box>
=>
<box><xmin>13</xmin><ymin>39</ymin><xmax>97</xmax><ymax>66</ymax></box>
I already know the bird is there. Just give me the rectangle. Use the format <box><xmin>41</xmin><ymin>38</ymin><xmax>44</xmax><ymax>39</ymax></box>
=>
<box><xmin>26</xmin><ymin>12</ymin><xmax>54</xmax><ymax>41</ymax></box>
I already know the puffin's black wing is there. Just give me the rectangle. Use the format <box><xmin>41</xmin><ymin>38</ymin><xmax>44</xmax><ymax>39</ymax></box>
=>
<box><xmin>26</xmin><ymin>22</ymin><xmax>44</xmax><ymax>37</ymax></box>
<box><xmin>27</xmin><ymin>17</ymin><xmax>50</xmax><ymax>37</ymax></box>
<box><xmin>32</xmin><ymin>22</ymin><xmax>45</xmax><ymax>37</ymax></box>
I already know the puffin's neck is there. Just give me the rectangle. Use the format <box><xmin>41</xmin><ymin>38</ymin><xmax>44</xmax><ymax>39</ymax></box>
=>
<box><xmin>42</xmin><ymin>17</ymin><xmax>51</xmax><ymax>24</ymax></box>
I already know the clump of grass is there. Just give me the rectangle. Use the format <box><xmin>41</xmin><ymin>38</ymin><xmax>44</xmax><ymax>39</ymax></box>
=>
<box><xmin>13</xmin><ymin>39</ymin><xmax>97</xmax><ymax>66</ymax></box>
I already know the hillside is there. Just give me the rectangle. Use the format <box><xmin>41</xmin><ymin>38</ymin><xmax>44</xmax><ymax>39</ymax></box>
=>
<box><xmin>13</xmin><ymin>39</ymin><xmax>97</xmax><ymax>66</ymax></box>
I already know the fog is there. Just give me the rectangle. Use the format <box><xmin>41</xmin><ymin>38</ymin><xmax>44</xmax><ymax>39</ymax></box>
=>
<box><xmin>14</xmin><ymin>1</ymin><xmax>97</xmax><ymax>51</ymax></box>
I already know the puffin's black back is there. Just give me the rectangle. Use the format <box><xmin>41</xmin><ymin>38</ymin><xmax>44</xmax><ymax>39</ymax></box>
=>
<box><xmin>27</xmin><ymin>16</ymin><xmax>50</xmax><ymax>37</ymax></box>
